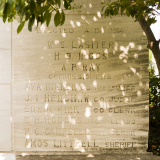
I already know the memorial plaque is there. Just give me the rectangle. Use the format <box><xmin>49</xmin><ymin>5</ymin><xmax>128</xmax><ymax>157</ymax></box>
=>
<box><xmin>12</xmin><ymin>1</ymin><xmax>149</xmax><ymax>153</ymax></box>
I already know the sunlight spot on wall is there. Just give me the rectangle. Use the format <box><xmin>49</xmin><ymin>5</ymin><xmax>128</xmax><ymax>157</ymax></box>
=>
<box><xmin>26</xmin><ymin>142</ymin><xmax>31</xmax><ymax>148</ymax></box>
<box><xmin>74</xmin><ymin>140</ymin><xmax>82</xmax><ymax>149</ymax></box>
<box><xmin>114</xmin><ymin>42</ymin><xmax>118</xmax><ymax>50</ymax></box>
<box><xmin>76</xmin><ymin>83</ymin><xmax>81</xmax><ymax>90</ymax></box>
<box><xmin>76</xmin><ymin>22</ymin><xmax>81</xmax><ymax>26</ymax></box>
<box><xmin>123</xmin><ymin>59</ymin><xmax>127</xmax><ymax>63</ymax></box>
<box><xmin>70</xmin><ymin>20</ymin><xmax>75</xmax><ymax>28</ymax></box>
<box><xmin>89</xmin><ymin>101</ymin><xmax>92</xmax><ymax>106</ymax></box>
<box><xmin>77</xmin><ymin>62</ymin><xmax>82</xmax><ymax>65</ymax></box>
<box><xmin>143</xmin><ymin>31</ymin><xmax>146</xmax><ymax>36</ymax></box>
<box><xmin>86</xmin><ymin>135</ymin><xmax>90</xmax><ymax>140</ymax></box>
<box><xmin>81</xmin><ymin>83</ymin><xmax>86</xmax><ymax>91</ymax></box>
<box><xmin>50</xmin><ymin>113</ymin><xmax>54</xmax><ymax>118</ymax></box>
<box><xmin>101</xmin><ymin>27</ymin><xmax>104</xmax><ymax>33</ymax></box>
<box><xmin>22</xmin><ymin>153</ymin><xmax>28</xmax><ymax>156</ymax></box>
<box><xmin>85</xmin><ymin>54</ymin><xmax>89</xmax><ymax>59</ymax></box>
<box><xmin>122</xmin><ymin>91</ymin><xmax>125</xmax><ymax>96</ymax></box>
<box><xmin>41</xmin><ymin>56</ymin><xmax>43</xmax><ymax>59</ymax></box>
<box><xmin>145</xmin><ymin>105</ymin><xmax>149</xmax><ymax>110</ymax></box>
<box><xmin>58</xmin><ymin>8</ymin><xmax>62</xmax><ymax>13</ymax></box>
<box><xmin>97</xmin><ymin>11</ymin><xmax>101</xmax><ymax>18</ymax></box>
<box><xmin>89</xmin><ymin>3</ymin><xmax>92</xmax><ymax>8</ymax></box>
<box><xmin>113</xmin><ymin>50</ymin><xmax>116</xmax><ymax>55</ymax></box>
<box><xmin>25</xmin><ymin>134</ymin><xmax>30</xmax><ymax>139</ymax></box>
<box><xmin>87</xmin><ymin>154</ymin><xmax>94</xmax><ymax>157</ymax></box>
<box><xmin>85</xmin><ymin>107</ymin><xmax>91</xmax><ymax>117</ymax></box>
<box><xmin>110</xmin><ymin>129</ymin><xmax>114</xmax><ymax>134</ymax></box>
<box><xmin>83</xmin><ymin>73</ymin><xmax>86</xmax><ymax>79</ymax></box>
<box><xmin>120</xmin><ymin>85</ymin><xmax>124</xmax><ymax>90</ymax></box>
<box><xmin>93</xmin><ymin>16</ymin><xmax>97</xmax><ymax>21</ymax></box>
<box><xmin>139</xmin><ymin>81</ymin><xmax>143</xmax><ymax>86</ymax></box>
<box><xmin>81</xmin><ymin>15</ymin><xmax>85</xmax><ymax>19</ymax></box>
<box><xmin>45</xmin><ymin>103</ymin><xmax>48</xmax><ymax>110</ymax></box>
<box><xmin>85</xmin><ymin>20</ymin><xmax>90</xmax><ymax>25</ymax></box>
<box><xmin>134</xmin><ymin>53</ymin><xmax>138</xmax><ymax>59</ymax></box>
<box><xmin>121</xmin><ymin>120</ymin><xmax>124</xmax><ymax>125</ymax></box>
<box><xmin>138</xmin><ymin>45</ymin><xmax>142</xmax><ymax>50</ymax></box>
<box><xmin>123</xmin><ymin>34</ymin><xmax>126</xmax><ymax>37</ymax></box>
<box><xmin>146</xmin><ymin>81</ymin><xmax>149</xmax><ymax>87</ymax></box>
<box><xmin>97</xmin><ymin>116</ymin><xmax>102</xmax><ymax>121</ymax></box>
<box><xmin>55</xmin><ymin>40</ymin><xmax>59</xmax><ymax>44</ymax></box>
<box><xmin>40</xmin><ymin>24</ymin><xmax>46</xmax><ymax>33</ymax></box>
<box><xmin>63</xmin><ymin>98</ymin><xmax>66</xmax><ymax>104</ymax></box>
<box><xmin>62</xmin><ymin>33</ymin><xmax>66</xmax><ymax>37</ymax></box>
<box><xmin>104</xmin><ymin>49</ymin><xmax>108</xmax><ymax>53</ymax></box>
<box><xmin>68</xmin><ymin>115</ymin><xmax>76</xmax><ymax>125</ymax></box>
<box><xmin>109</xmin><ymin>22</ymin><xmax>112</xmax><ymax>25</ymax></box>
<box><xmin>137</xmin><ymin>90</ymin><xmax>142</xmax><ymax>97</ymax></box>
<box><xmin>124</xmin><ymin>97</ymin><xmax>129</xmax><ymax>103</ymax></box>
<box><xmin>81</xmin><ymin>39</ymin><xmax>85</xmax><ymax>43</ymax></box>
<box><xmin>129</xmin><ymin>42</ymin><xmax>135</xmax><ymax>48</ymax></box>
<box><xmin>129</xmin><ymin>66</ymin><xmax>136</xmax><ymax>74</ymax></box>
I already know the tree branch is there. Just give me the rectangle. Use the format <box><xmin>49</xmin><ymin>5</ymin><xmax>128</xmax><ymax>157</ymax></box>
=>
<box><xmin>138</xmin><ymin>18</ymin><xmax>156</xmax><ymax>43</ymax></box>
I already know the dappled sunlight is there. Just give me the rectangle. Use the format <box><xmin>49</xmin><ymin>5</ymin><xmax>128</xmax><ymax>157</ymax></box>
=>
<box><xmin>93</xmin><ymin>16</ymin><xmax>97</xmax><ymax>21</ymax></box>
<box><xmin>68</xmin><ymin>115</ymin><xmax>76</xmax><ymax>125</ymax></box>
<box><xmin>129</xmin><ymin>66</ymin><xmax>136</xmax><ymax>74</ymax></box>
<box><xmin>137</xmin><ymin>90</ymin><xmax>142</xmax><ymax>97</ymax></box>
<box><xmin>93</xmin><ymin>80</ymin><xmax>97</xmax><ymax>87</ymax></box>
<box><xmin>101</xmin><ymin>27</ymin><xmax>104</xmax><ymax>33</ymax></box>
<box><xmin>62</xmin><ymin>33</ymin><xmax>66</xmax><ymax>37</ymax></box>
<box><xmin>70</xmin><ymin>20</ymin><xmax>76</xmax><ymax>28</ymax></box>
<box><xmin>85</xmin><ymin>107</ymin><xmax>91</xmax><ymax>117</ymax></box>
<box><xmin>87</xmin><ymin>154</ymin><xmax>94</xmax><ymax>157</ymax></box>
<box><xmin>76</xmin><ymin>22</ymin><xmax>81</xmax><ymax>26</ymax></box>
<box><xmin>134</xmin><ymin>53</ymin><xmax>138</xmax><ymax>59</ymax></box>
<box><xmin>97</xmin><ymin>11</ymin><xmax>101</xmax><ymax>18</ymax></box>
<box><xmin>89</xmin><ymin>3</ymin><xmax>92</xmax><ymax>8</ymax></box>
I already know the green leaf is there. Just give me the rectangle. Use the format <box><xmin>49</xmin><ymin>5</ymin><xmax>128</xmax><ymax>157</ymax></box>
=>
<box><xmin>44</xmin><ymin>10</ymin><xmax>49</xmax><ymax>21</ymax></box>
<box><xmin>60</xmin><ymin>10</ymin><xmax>65</xmax><ymax>25</ymax></box>
<box><xmin>54</xmin><ymin>10</ymin><xmax>62</xmax><ymax>26</ymax></box>
<box><xmin>41</xmin><ymin>5</ymin><xmax>50</xmax><ymax>12</ymax></box>
<box><xmin>46</xmin><ymin>12</ymin><xmax>52</xmax><ymax>27</ymax></box>
<box><xmin>28</xmin><ymin>15</ymin><xmax>35</xmax><ymax>31</ymax></box>
<box><xmin>15</xmin><ymin>4</ymin><xmax>20</xmax><ymax>11</ymax></box>
<box><xmin>104</xmin><ymin>8</ymin><xmax>110</xmax><ymax>16</ymax></box>
<box><xmin>126</xmin><ymin>9</ymin><xmax>130</xmax><ymax>17</ymax></box>
<box><xmin>17</xmin><ymin>21</ymin><xmax>25</xmax><ymax>33</ymax></box>
<box><xmin>114</xmin><ymin>7</ymin><xmax>119</xmax><ymax>15</ymax></box>
<box><xmin>110</xmin><ymin>8</ymin><xmax>114</xmax><ymax>15</ymax></box>
<box><xmin>8</xmin><ymin>17</ymin><xmax>13</xmax><ymax>22</ymax></box>
<box><xmin>55</xmin><ymin>0</ymin><xmax>61</xmax><ymax>7</ymax></box>
<box><xmin>30</xmin><ymin>0</ymin><xmax>36</xmax><ymax>14</ymax></box>
<box><xmin>63</xmin><ymin>0</ymin><xmax>71</xmax><ymax>9</ymax></box>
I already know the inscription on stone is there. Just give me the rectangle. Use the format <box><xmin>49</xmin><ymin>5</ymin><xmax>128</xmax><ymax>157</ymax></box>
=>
<box><xmin>12</xmin><ymin>14</ymin><xmax>149</xmax><ymax>152</ymax></box>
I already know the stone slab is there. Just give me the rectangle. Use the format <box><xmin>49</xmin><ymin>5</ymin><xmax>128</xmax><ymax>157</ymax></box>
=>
<box><xmin>16</xmin><ymin>154</ymin><xmax>160</xmax><ymax>160</ymax></box>
<box><xmin>12</xmin><ymin>13</ymin><xmax>149</xmax><ymax>153</ymax></box>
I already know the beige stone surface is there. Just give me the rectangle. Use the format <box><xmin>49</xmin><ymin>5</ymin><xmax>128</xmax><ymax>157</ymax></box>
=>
<box><xmin>0</xmin><ymin>85</ymin><xmax>11</xmax><ymax>151</ymax></box>
<box><xmin>12</xmin><ymin>13</ymin><xmax>149</xmax><ymax>153</ymax></box>
<box><xmin>0</xmin><ymin>19</ymin><xmax>11</xmax><ymax>83</ymax></box>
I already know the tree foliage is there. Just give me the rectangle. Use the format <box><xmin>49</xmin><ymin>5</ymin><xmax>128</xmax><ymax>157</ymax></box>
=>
<box><xmin>0</xmin><ymin>0</ymin><xmax>73</xmax><ymax>33</ymax></box>
<box><xmin>101</xmin><ymin>0</ymin><xmax>160</xmax><ymax>26</ymax></box>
